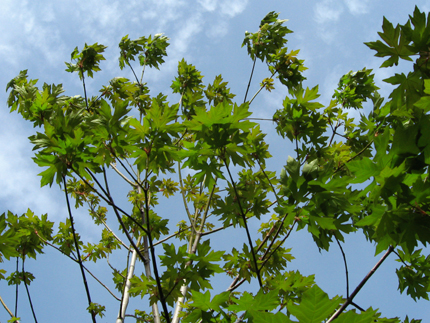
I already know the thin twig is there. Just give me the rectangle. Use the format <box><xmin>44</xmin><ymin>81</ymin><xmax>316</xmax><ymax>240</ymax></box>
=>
<box><xmin>36</xmin><ymin>232</ymin><xmax>120</xmax><ymax>301</ymax></box>
<box><xmin>14</xmin><ymin>257</ymin><xmax>18</xmax><ymax>318</ymax></box>
<box><xmin>97</xmin><ymin>217</ymin><xmax>130</xmax><ymax>250</ymax></box>
<box><xmin>257</xmin><ymin>159</ymin><xmax>280</xmax><ymax>202</ymax></box>
<box><xmin>245</xmin><ymin>117</ymin><xmax>274</xmax><ymax>121</ymax></box>
<box><xmin>22</xmin><ymin>258</ymin><xmax>38</xmax><ymax>323</ymax></box>
<box><xmin>243</xmin><ymin>58</ymin><xmax>257</xmax><ymax>103</ymax></box>
<box><xmin>248</xmin><ymin>70</ymin><xmax>277</xmax><ymax>106</ymax></box>
<box><xmin>258</xmin><ymin>220</ymin><xmax>296</xmax><ymax>275</ymax></box>
<box><xmin>200</xmin><ymin>224</ymin><xmax>230</xmax><ymax>236</ymax></box>
<box><xmin>128</xmin><ymin>63</ymin><xmax>141</xmax><ymax>85</ymax></box>
<box><xmin>351</xmin><ymin>302</ymin><xmax>365</xmax><ymax>312</ymax></box>
<box><xmin>259</xmin><ymin>214</ymin><xmax>291</xmax><ymax>261</ymax></box>
<box><xmin>334</xmin><ymin>139</ymin><xmax>374</xmax><ymax>173</ymax></box>
<box><xmin>393</xmin><ymin>249</ymin><xmax>409</xmax><ymax>267</ymax></box>
<box><xmin>335</xmin><ymin>237</ymin><xmax>350</xmax><ymax>298</ymax></box>
<box><xmin>63</xmin><ymin>176</ymin><xmax>97</xmax><ymax>323</ymax></box>
<box><xmin>228</xmin><ymin>219</ymin><xmax>297</xmax><ymax>293</ymax></box>
<box><xmin>82</xmin><ymin>73</ymin><xmax>89</xmax><ymax>111</ymax></box>
<box><xmin>143</xmin><ymin>183</ymin><xmax>171</xmax><ymax>323</ymax></box>
<box><xmin>0</xmin><ymin>295</ymin><xmax>14</xmax><ymax>317</ymax></box>
<box><xmin>328</xmin><ymin>120</ymin><xmax>340</xmax><ymax>148</ymax></box>
<box><xmin>75</xmin><ymin>168</ymin><xmax>149</xmax><ymax>236</ymax></box>
<box><xmin>147</xmin><ymin>226</ymin><xmax>192</xmax><ymax>249</ymax></box>
<box><xmin>177</xmin><ymin>161</ymin><xmax>195</xmax><ymax>230</ymax></box>
<box><xmin>110</xmin><ymin>162</ymin><xmax>137</xmax><ymax>187</ymax></box>
<box><xmin>223</xmin><ymin>158</ymin><xmax>262</xmax><ymax>288</ymax></box>
<box><xmin>326</xmin><ymin>246</ymin><xmax>394</xmax><ymax>322</ymax></box>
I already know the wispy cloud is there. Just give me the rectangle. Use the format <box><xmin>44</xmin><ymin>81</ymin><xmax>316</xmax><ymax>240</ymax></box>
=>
<box><xmin>0</xmin><ymin>114</ymin><xmax>64</xmax><ymax>220</ymax></box>
<box><xmin>197</xmin><ymin>0</ymin><xmax>249</xmax><ymax>17</ymax></box>
<box><xmin>314</xmin><ymin>0</ymin><xmax>344</xmax><ymax>24</ymax></box>
<box><xmin>0</xmin><ymin>0</ymin><xmax>66</xmax><ymax>69</ymax></box>
<box><xmin>198</xmin><ymin>0</ymin><xmax>218</xmax><ymax>12</ymax></box>
<box><xmin>220</xmin><ymin>0</ymin><xmax>249</xmax><ymax>17</ymax></box>
<box><xmin>344</xmin><ymin>0</ymin><xmax>370</xmax><ymax>15</ymax></box>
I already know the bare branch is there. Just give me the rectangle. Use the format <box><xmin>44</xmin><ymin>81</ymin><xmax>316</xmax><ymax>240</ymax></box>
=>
<box><xmin>336</xmin><ymin>237</ymin><xmax>350</xmax><ymax>298</ymax></box>
<box><xmin>110</xmin><ymin>162</ymin><xmax>137</xmax><ymax>187</ymax></box>
<box><xmin>63</xmin><ymin>176</ymin><xmax>97</xmax><ymax>323</ymax></box>
<box><xmin>223</xmin><ymin>158</ymin><xmax>263</xmax><ymax>288</ymax></box>
<box><xmin>0</xmin><ymin>294</ymin><xmax>14</xmax><ymax>317</ymax></box>
<box><xmin>22</xmin><ymin>257</ymin><xmax>38</xmax><ymax>323</ymax></box>
<box><xmin>243</xmin><ymin>58</ymin><xmax>256</xmax><ymax>103</ymax></box>
<box><xmin>326</xmin><ymin>246</ymin><xmax>394</xmax><ymax>322</ymax></box>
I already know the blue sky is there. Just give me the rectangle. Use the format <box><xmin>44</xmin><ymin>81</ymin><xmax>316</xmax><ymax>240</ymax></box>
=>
<box><xmin>0</xmin><ymin>0</ymin><xmax>430</xmax><ymax>322</ymax></box>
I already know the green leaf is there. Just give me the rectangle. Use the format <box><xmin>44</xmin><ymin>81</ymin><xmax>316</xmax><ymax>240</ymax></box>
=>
<box><xmin>346</xmin><ymin>158</ymin><xmax>380</xmax><ymax>183</ymax></box>
<box><xmin>365</xmin><ymin>17</ymin><xmax>413</xmax><ymax>67</ymax></box>
<box><xmin>288</xmin><ymin>285</ymin><xmax>341</xmax><ymax>323</ymax></box>
<box><xmin>228</xmin><ymin>289</ymin><xmax>279</xmax><ymax>312</ymax></box>
<box><xmin>335</xmin><ymin>308</ymin><xmax>381</xmax><ymax>323</ymax></box>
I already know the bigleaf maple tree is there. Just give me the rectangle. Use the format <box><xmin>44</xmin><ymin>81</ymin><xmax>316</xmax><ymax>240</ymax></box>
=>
<box><xmin>1</xmin><ymin>7</ymin><xmax>430</xmax><ymax>323</ymax></box>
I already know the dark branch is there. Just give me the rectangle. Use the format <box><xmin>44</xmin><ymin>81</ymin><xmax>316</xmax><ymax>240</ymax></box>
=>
<box><xmin>326</xmin><ymin>246</ymin><xmax>394</xmax><ymax>322</ymax></box>
<box><xmin>223</xmin><ymin>158</ymin><xmax>263</xmax><ymax>288</ymax></box>
<box><xmin>22</xmin><ymin>258</ymin><xmax>38</xmax><ymax>323</ymax></box>
<box><xmin>243</xmin><ymin>58</ymin><xmax>257</xmax><ymax>103</ymax></box>
<box><xmin>335</xmin><ymin>237</ymin><xmax>350</xmax><ymax>298</ymax></box>
<box><xmin>143</xmin><ymin>183</ymin><xmax>171</xmax><ymax>323</ymax></box>
<box><xmin>63</xmin><ymin>175</ymin><xmax>97</xmax><ymax>323</ymax></box>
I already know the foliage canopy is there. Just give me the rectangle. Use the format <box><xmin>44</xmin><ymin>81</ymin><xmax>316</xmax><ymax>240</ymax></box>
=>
<box><xmin>2</xmin><ymin>7</ymin><xmax>430</xmax><ymax>323</ymax></box>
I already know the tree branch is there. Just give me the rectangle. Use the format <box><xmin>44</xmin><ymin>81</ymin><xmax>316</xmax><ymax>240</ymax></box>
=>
<box><xmin>326</xmin><ymin>246</ymin><xmax>394</xmax><ymax>322</ymax></box>
<box><xmin>243</xmin><ymin>58</ymin><xmax>257</xmax><ymax>103</ymax></box>
<box><xmin>36</xmin><ymin>230</ymin><xmax>120</xmax><ymax>301</ymax></box>
<box><xmin>79</xmin><ymin>167</ymin><xmax>149</xmax><ymax>236</ymax></box>
<box><xmin>143</xmin><ymin>183</ymin><xmax>170</xmax><ymax>323</ymax></box>
<box><xmin>0</xmin><ymin>294</ymin><xmax>14</xmax><ymax>317</ymax></box>
<box><xmin>117</xmin><ymin>237</ymin><xmax>142</xmax><ymax>323</ymax></box>
<box><xmin>63</xmin><ymin>175</ymin><xmax>97</xmax><ymax>323</ymax></box>
<box><xmin>335</xmin><ymin>237</ymin><xmax>350</xmax><ymax>298</ymax></box>
<box><xmin>22</xmin><ymin>257</ymin><xmax>38</xmax><ymax>323</ymax></box>
<box><xmin>223</xmin><ymin>159</ymin><xmax>263</xmax><ymax>288</ymax></box>
<box><xmin>248</xmin><ymin>70</ymin><xmax>277</xmax><ymax>106</ymax></box>
<box><xmin>14</xmin><ymin>257</ymin><xmax>18</xmax><ymax>319</ymax></box>
<box><xmin>177</xmin><ymin>161</ymin><xmax>195</xmax><ymax>231</ymax></box>
<box><xmin>110</xmin><ymin>162</ymin><xmax>137</xmax><ymax>187</ymax></box>
<box><xmin>81</xmin><ymin>72</ymin><xmax>89</xmax><ymax>111</ymax></box>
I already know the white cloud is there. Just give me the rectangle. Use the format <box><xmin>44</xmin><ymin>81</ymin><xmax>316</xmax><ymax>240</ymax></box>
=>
<box><xmin>206</xmin><ymin>19</ymin><xmax>229</xmax><ymax>39</ymax></box>
<box><xmin>0</xmin><ymin>114</ymin><xmax>64</xmax><ymax>221</ymax></box>
<box><xmin>198</xmin><ymin>0</ymin><xmax>218</xmax><ymax>12</ymax></box>
<box><xmin>344</xmin><ymin>0</ymin><xmax>370</xmax><ymax>15</ymax></box>
<box><xmin>0</xmin><ymin>0</ymin><xmax>66</xmax><ymax>69</ymax></box>
<box><xmin>220</xmin><ymin>0</ymin><xmax>248</xmax><ymax>17</ymax></box>
<box><xmin>314</xmin><ymin>0</ymin><xmax>344</xmax><ymax>24</ymax></box>
<box><xmin>171</xmin><ymin>15</ymin><xmax>204</xmax><ymax>55</ymax></box>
